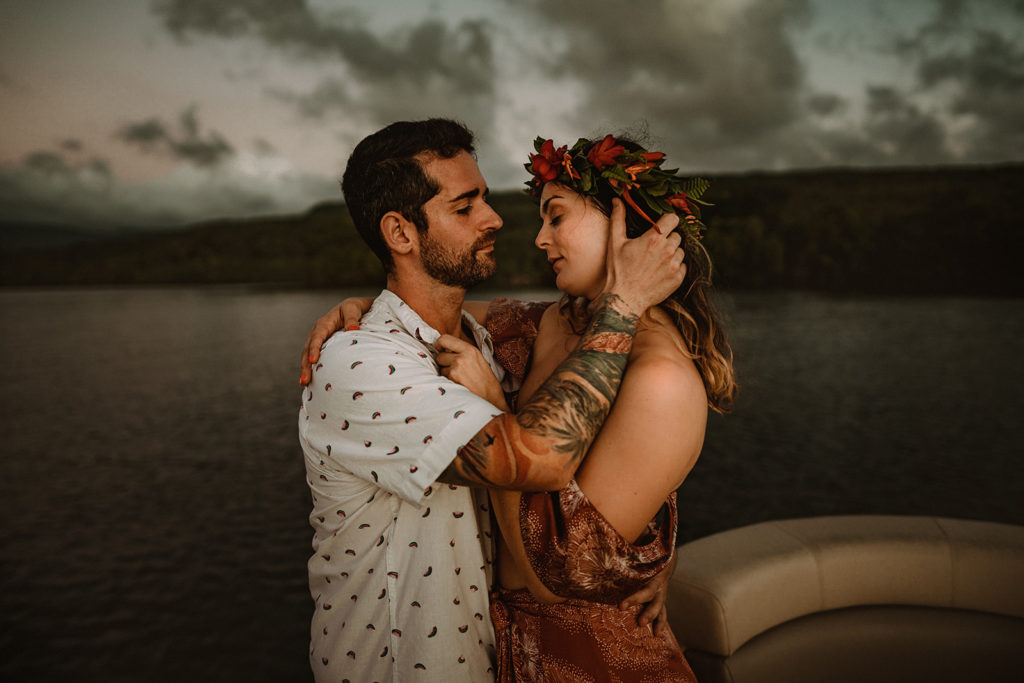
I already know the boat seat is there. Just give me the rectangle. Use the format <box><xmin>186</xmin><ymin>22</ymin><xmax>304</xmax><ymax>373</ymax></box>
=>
<box><xmin>668</xmin><ymin>515</ymin><xmax>1024</xmax><ymax>683</ymax></box>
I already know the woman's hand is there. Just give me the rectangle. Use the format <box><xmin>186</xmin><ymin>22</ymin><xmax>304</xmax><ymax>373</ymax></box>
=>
<box><xmin>299</xmin><ymin>297</ymin><xmax>374</xmax><ymax>385</ymax></box>
<box><xmin>601</xmin><ymin>198</ymin><xmax>686</xmax><ymax>317</ymax></box>
<box><xmin>435</xmin><ymin>334</ymin><xmax>510</xmax><ymax>412</ymax></box>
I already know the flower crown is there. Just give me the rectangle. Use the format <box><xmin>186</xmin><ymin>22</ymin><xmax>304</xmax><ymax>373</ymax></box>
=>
<box><xmin>525</xmin><ymin>135</ymin><xmax>711</xmax><ymax>241</ymax></box>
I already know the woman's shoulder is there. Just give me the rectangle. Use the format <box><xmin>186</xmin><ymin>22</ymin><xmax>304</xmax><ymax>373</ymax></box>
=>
<box><xmin>633</xmin><ymin>308</ymin><xmax>688</xmax><ymax>360</ymax></box>
<box><xmin>630</xmin><ymin>312</ymin><xmax>705</xmax><ymax>394</ymax></box>
<box><xmin>535</xmin><ymin>300</ymin><xmax>574</xmax><ymax>339</ymax></box>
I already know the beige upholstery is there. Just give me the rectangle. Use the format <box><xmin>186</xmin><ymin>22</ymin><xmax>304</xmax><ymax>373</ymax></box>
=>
<box><xmin>668</xmin><ymin>516</ymin><xmax>1024</xmax><ymax>682</ymax></box>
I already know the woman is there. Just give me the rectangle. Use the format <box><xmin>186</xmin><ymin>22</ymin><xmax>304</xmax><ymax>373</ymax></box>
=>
<box><xmin>303</xmin><ymin>134</ymin><xmax>736</xmax><ymax>680</ymax></box>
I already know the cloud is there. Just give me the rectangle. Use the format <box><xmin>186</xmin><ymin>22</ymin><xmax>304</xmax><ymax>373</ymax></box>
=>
<box><xmin>806</xmin><ymin>93</ymin><xmax>847</xmax><ymax>117</ymax></box>
<box><xmin>117</xmin><ymin>106</ymin><xmax>235</xmax><ymax>168</ymax></box>
<box><xmin>0</xmin><ymin>144</ymin><xmax>117</xmax><ymax>227</ymax></box>
<box><xmin>60</xmin><ymin>139</ymin><xmax>85</xmax><ymax>153</ymax></box>
<box><xmin>152</xmin><ymin>1</ymin><xmax>501</xmax><ymax>176</ymax></box>
<box><xmin>0</xmin><ymin>140</ymin><xmax>336</xmax><ymax>229</ymax></box>
<box><xmin>883</xmin><ymin>0</ymin><xmax>1024</xmax><ymax>163</ymax></box>
<box><xmin>863</xmin><ymin>86</ymin><xmax>951</xmax><ymax>163</ymax></box>
<box><xmin>509</xmin><ymin>0</ymin><xmax>812</xmax><ymax>159</ymax></box>
<box><xmin>917</xmin><ymin>29</ymin><xmax>1024</xmax><ymax>161</ymax></box>
<box><xmin>498</xmin><ymin>0</ymin><xmax>1024</xmax><ymax>171</ymax></box>
<box><xmin>153</xmin><ymin>1</ymin><xmax>495</xmax><ymax>94</ymax></box>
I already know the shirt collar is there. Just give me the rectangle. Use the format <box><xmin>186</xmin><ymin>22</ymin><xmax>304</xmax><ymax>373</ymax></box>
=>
<box><xmin>374</xmin><ymin>289</ymin><xmax>495</xmax><ymax>357</ymax></box>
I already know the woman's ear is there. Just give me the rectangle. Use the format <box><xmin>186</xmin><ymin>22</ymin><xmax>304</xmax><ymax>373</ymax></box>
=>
<box><xmin>380</xmin><ymin>211</ymin><xmax>419</xmax><ymax>258</ymax></box>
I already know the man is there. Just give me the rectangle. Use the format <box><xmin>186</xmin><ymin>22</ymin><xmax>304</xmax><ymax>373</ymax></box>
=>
<box><xmin>298</xmin><ymin>119</ymin><xmax>684</xmax><ymax>681</ymax></box>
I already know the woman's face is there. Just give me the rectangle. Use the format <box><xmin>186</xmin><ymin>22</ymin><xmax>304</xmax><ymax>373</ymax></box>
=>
<box><xmin>536</xmin><ymin>183</ymin><xmax>609</xmax><ymax>299</ymax></box>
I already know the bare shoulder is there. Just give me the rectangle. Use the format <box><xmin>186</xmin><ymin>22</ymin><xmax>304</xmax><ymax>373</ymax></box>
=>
<box><xmin>538</xmin><ymin>299</ymin><xmax>563</xmax><ymax>328</ymax></box>
<box><xmin>628</xmin><ymin>312</ymin><xmax>707</xmax><ymax>407</ymax></box>
<box><xmin>533</xmin><ymin>301</ymin><xmax>572</xmax><ymax>347</ymax></box>
<box><xmin>463</xmin><ymin>300</ymin><xmax>491</xmax><ymax>325</ymax></box>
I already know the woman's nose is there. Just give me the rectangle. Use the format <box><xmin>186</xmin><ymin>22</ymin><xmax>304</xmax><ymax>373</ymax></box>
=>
<box><xmin>535</xmin><ymin>223</ymin><xmax>551</xmax><ymax>249</ymax></box>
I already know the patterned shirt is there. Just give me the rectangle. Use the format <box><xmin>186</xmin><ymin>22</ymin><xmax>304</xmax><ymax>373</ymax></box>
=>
<box><xmin>299</xmin><ymin>289</ymin><xmax>504</xmax><ymax>682</ymax></box>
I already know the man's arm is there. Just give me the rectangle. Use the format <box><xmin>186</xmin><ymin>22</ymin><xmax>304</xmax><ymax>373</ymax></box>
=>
<box><xmin>439</xmin><ymin>201</ymin><xmax>685</xmax><ymax>491</ymax></box>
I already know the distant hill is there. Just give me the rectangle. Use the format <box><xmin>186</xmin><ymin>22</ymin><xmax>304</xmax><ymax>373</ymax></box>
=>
<box><xmin>2</xmin><ymin>164</ymin><xmax>1022</xmax><ymax>295</ymax></box>
<box><xmin>0</xmin><ymin>222</ymin><xmax>123</xmax><ymax>251</ymax></box>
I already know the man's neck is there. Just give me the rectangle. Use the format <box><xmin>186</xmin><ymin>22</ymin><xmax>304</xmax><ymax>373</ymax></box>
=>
<box><xmin>386</xmin><ymin>275</ymin><xmax>469</xmax><ymax>340</ymax></box>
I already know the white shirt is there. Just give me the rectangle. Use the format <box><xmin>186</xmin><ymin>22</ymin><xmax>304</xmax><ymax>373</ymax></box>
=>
<box><xmin>299</xmin><ymin>289</ymin><xmax>503</xmax><ymax>682</ymax></box>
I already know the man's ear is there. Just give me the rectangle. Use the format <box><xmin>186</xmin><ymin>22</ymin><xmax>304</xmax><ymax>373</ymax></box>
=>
<box><xmin>380</xmin><ymin>211</ymin><xmax>420</xmax><ymax>258</ymax></box>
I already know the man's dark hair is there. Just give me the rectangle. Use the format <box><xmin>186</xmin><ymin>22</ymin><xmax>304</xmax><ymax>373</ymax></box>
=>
<box><xmin>341</xmin><ymin>119</ymin><xmax>476</xmax><ymax>271</ymax></box>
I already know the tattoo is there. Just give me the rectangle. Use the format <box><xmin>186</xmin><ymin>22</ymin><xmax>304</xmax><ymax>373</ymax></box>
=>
<box><xmin>518</xmin><ymin>294</ymin><xmax>637</xmax><ymax>461</ymax></box>
<box><xmin>440</xmin><ymin>293</ymin><xmax>638</xmax><ymax>489</ymax></box>
<box><xmin>580</xmin><ymin>331</ymin><xmax>633</xmax><ymax>354</ymax></box>
<box><xmin>442</xmin><ymin>414</ymin><xmax>541</xmax><ymax>488</ymax></box>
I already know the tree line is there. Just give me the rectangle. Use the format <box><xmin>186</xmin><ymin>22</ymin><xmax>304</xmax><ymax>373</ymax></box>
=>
<box><xmin>2</xmin><ymin>164</ymin><xmax>1022</xmax><ymax>295</ymax></box>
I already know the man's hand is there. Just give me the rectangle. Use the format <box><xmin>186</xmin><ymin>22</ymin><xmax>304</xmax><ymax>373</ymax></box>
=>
<box><xmin>299</xmin><ymin>297</ymin><xmax>374</xmax><ymax>385</ymax></box>
<box><xmin>602</xmin><ymin>199</ymin><xmax>686</xmax><ymax>317</ymax></box>
<box><xmin>435</xmin><ymin>334</ymin><xmax>510</xmax><ymax>412</ymax></box>
<box><xmin>619</xmin><ymin>550</ymin><xmax>676</xmax><ymax>636</ymax></box>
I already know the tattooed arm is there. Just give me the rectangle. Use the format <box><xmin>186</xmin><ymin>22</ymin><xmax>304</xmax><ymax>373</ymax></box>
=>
<box><xmin>438</xmin><ymin>201</ymin><xmax>685</xmax><ymax>491</ymax></box>
<box><xmin>438</xmin><ymin>294</ymin><xmax>639</xmax><ymax>490</ymax></box>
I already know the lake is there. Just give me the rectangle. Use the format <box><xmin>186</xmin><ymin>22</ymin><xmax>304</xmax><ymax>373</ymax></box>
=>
<box><xmin>1</xmin><ymin>286</ymin><xmax>1022</xmax><ymax>682</ymax></box>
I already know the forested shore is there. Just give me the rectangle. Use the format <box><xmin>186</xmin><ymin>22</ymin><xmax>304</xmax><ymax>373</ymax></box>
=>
<box><xmin>3</xmin><ymin>164</ymin><xmax>1022</xmax><ymax>295</ymax></box>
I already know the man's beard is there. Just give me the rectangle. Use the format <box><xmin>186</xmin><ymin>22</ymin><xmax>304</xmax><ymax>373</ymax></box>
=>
<box><xmin>419</xmin><ymin>231</ymin><xmax>496</xmax><ymax>288</ymax></box>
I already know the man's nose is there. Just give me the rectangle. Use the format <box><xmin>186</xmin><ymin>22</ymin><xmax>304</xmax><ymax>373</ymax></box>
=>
<box><xmin>483</xmin><ymin>202</ymin><xmax>503</xmax><ymax>231</ymax></box>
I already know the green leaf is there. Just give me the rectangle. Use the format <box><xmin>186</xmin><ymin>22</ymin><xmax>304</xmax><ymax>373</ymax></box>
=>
<box><xmin>580</xmin><ymin>171</ymin><xmax>593</xmax><ymax>193</ymax></box>
<box><xmin>603</xmin><ymin>166</ymin><xmax>630</xmax><ymax>182</ymax></box>
<box><xmin>680</xmin><ymin>177</ymin><xmax>711</xmax><ymax>199</ymax></box>
<box><xmin>648</xmin><ymin>180</ymin><xmax>669</xmax><ymax>197</ymax></box>
<box><xmin>640</xmin><ymin>189</ymin><xmax>664</xmax><ymax>215</ymax></box>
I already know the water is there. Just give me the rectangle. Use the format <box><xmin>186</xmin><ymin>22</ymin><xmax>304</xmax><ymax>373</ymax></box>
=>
<box><xmin>1</xmin><ymin>287</ymin><xmax>1022</xmax><ymax>682</ymax></box>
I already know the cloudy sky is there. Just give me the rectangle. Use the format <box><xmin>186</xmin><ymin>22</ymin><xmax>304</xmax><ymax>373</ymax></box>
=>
<box><xmin>1</xmin><ymin>0</ymin><xmax>1022</xmax><ymax>229</ymax></box>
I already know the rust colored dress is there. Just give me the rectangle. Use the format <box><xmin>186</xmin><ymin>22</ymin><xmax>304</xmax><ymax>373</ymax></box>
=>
<box><xmin>486</xmin><ymin>299</ymin><xmax>696</xmax><ymax>683</ymax></box>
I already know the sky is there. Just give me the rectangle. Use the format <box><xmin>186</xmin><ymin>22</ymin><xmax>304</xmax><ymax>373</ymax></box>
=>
<box><xmin>1</xmin><ymin>0</ymin><xmax>1022</xmax><ymax>229</ymax></box>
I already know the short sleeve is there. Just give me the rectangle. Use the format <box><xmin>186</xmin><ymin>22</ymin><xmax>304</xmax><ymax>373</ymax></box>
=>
<box><xmin>301</xmin><ymin>330</ymin><xmax>503</xmax><ymax>505</ymax></box>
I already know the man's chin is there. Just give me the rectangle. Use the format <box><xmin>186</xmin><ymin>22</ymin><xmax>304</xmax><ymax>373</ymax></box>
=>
<box><xmin>477</xmin><ymin>252</ymin><xmax>497</xmax><ymax>272</ymax></box>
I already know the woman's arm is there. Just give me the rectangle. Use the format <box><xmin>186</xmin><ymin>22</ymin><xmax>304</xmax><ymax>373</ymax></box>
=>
<box><xmin>299</xmin><ymin>297</ymin><xmax>373</xmax><ymax>384</ymax></box>
<box><xmin>573</xmin><ymin>348</ymin><xmax>707</xmax><ymax>542</ymax></box>
<box><xmin>299</xmin><ymin>298</ymin><xmax>503</xmax><ymax>385</ymax></box>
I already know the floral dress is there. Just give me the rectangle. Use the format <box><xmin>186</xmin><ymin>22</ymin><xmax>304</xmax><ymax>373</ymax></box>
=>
<box><xmin>485</xmin><ymin>299</ymin><xmax>696</xmax><ymax>683</ymax></box>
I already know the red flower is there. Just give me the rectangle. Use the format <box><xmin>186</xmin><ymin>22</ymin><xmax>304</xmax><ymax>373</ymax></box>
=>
<box><xmin>666</xmin><ymin>192</ymin><xmax>693</xmax><ymax>214</ymax></box>
<box><xmin>586</xmin><ymin>134</ymin><xmax>626</xmax><ymax>170</ymax></box>
<box><xmin>562</xmin><ymin>152</ymin><xmax>580</xmax><ymax>179</ymax></box>
<box><xmin>624</xmin><ymin>161</ymin><xmax>655</xmax><ymax>179</ymax></box>
<box><xmin>529</xmin><ymin>139</ymin><xmax>566</xmax><ymax>183</ymax></box>
<box><xmin>623</xmin><ymin>152</ymin><xmax>665</xmax><ymax>179</ymax></box>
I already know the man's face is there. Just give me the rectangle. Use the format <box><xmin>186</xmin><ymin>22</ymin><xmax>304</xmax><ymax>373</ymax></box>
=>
<box><xmin>416</xmin><ymin>151</ymin><xmax>502</xmax><ymax>288</ymax></box>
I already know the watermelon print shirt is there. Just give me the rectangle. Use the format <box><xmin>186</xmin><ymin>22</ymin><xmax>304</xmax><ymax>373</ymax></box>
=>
<box><xmin>299</xmin><ymin>289</ymin><xmax>504</xmax><ymax>683</ymax></box>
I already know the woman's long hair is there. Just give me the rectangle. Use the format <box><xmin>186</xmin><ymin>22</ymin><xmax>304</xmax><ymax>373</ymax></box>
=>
<box><xmin>557</xmin><ymin>137</ymin><xmax>737</xmax><ymax>414</ymax></box>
